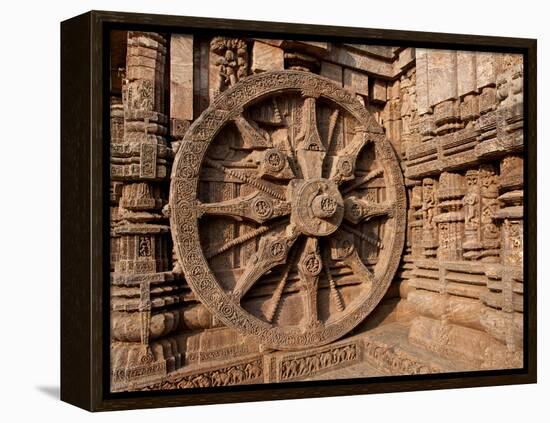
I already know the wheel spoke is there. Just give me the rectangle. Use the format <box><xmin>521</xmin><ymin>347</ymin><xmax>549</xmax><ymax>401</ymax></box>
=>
<box><xmin>343</xmin><ymin>249</ymin><xmax>375</xmax><ymax>286</ymax></box>
<box><xmin>232</xmin><ymin>223</ymin><xmax>300</xmax><ymax>301</ymax></box>
<box><xmin>205</xmin><ymin>224</ymin><xmax>274</xmax><ymax>259</ymax></box>
<box><xmin>204</xmin><ymin>157</ymin><xmax>286</xmax><ymax>201</ymax></box>
<box><xmin>328</xmin><ymin>230</ymin><xmax>374</xmax><ymax>286</ymax></box>
<box><xmin>343</xmin><ymin>197</ymin><xmax>394</xmax><ymax>225</ymax></box>
<box><xmin>233</xmin><ymin>113</ymin><xmax>272</xmax><ymax>149</ymax></box>
<box><xmin>340</xmin><ymin>168</ymin><xmax>383</xmax><ymax>195</ymax></box>
<box><xmin>296</xmin><ymin>96</ymin><xmax>326</xmax><ymax>180</ymax></box>
<box><xmin>322</xmin><ymin>249</ymin><xmax>344</xmax><ymax>312</ymax></box>
<box><xmin>264</xmin><ymin>244</ymin><xmax>299</xmax><ymax>323</ymax></box>
<box><xmin>340</xmin><ymin>223</ymin><xmax>383</xmax><ymax>249</ymax></box>
<box><xmin>325</xmin><ymin>109</ymin><xmax>340</xmax><ymax>154</ymax></box>
<box><xmin>328</xmin><ymin>126</ymin><xmax>370</xmax><ymax>184</ymax></box>
<box><xmin>198</xmin><ymin>191</ymin><xmax>291</xmax><ymax>224</ymax></box>
<box><xmin>298</xmin><ymin>237</ymin><xmax>323</xmax><ymax>327</ymax></box>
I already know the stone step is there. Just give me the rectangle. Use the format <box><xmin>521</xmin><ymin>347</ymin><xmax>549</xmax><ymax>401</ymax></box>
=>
<box><xmin>359</xmin><ymin>322</ymin><xmax>474</xmax><ymax>375</ymax></box>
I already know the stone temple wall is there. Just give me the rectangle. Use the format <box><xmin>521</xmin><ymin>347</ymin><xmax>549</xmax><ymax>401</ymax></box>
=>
<box><xmin>392</xmin><ymin>49</ymin><xmax>524</xmax><ymax>370</ymax></box>
<box><xmin>108</xmin><ymin>32</ymin><xmax>524</xmax><ymax>392</ymax></box>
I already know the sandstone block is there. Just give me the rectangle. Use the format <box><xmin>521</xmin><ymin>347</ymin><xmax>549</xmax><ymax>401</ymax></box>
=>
<box><xmin>251</xmin><ymin>41</ymin><xmax>284</xmax><ymax>73</ymax></box>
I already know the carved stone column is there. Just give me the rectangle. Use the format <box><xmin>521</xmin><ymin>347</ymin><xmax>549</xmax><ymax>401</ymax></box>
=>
<box><xmin>415</xmin><ymin>49</ymin><xmax>434</xmax><ymax>142</ymax></box>
<box><xmin>393</xmin><ymin>181</ymin><xmax>423</xmax><ymax>304</ymax></box>
<box><xmin>383</xmin><ymin>79</ymin><xmax>402</xmax><ymax>149</ymax></box>
<box><xmin>110</xmin><ymin>32</ymin><xmax>183</xmax><ymax>392</ymax></box>
<box><xmin>462</xmin><ymin>169</ymin><xmax>482</xmax><ymax>259</ymax></box>
<box><xmin>477</xmin><ymin>52</ymin><xmax>497</xmax><ymax>116</ymax></box>
<box><xmin>409</xmin><ymin>185</ymin><xmax>424</xmax><ymax>258</ymax></box>
<box><xmin>429</xmin><ymin>50</ymin><xmax>463</xmax><ymax>135</ymax></box>
<box><xmin>457</xmin><ymin>51</ymin><xmax>479</xmax><ymax>127</ymax></box>
<box><xmin>479</xmin><ymin>164</ymin><xmax>500</xmax><ymax>262</ymax></box>
<box><xmin>400</xmin><ymin>68</ymin><xmax>419</xmax><ymax>156</ymax></box>
<box><xmin>480</xmin><ymin>155</ymin><xmax>523</xmax><ymax>368</ymax></box>
<box><xmin>497</xmin><ymin>156</ymin><xmax>523</xmax><ymax>267</ymax></box>
<box><xmin>110</xmin><ymin>97</ymin><xmax>124</xmax><ymax>272</ymax></box>
<box><xmin>434</xmin><ymin>172</ymin><xmax>465</xmax><ymax>261</ymax></box>
<box><xmin>421</xmin><ymin>178</ymin><xmax>438</xmax><ymax>258</ymax></box>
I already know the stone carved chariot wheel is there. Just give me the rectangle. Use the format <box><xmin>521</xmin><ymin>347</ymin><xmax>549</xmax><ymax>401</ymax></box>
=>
<box><xmin>170</xmin><ymin>71</ymin><xmax>406</xmax><ymax>350</ymax></box>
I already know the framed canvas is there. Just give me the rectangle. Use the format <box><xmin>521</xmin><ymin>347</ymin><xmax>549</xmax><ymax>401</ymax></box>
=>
<box><xmin>60</xmin><ymin>10</ymin><xmax>537</xmax><ymax>411</ymax></box>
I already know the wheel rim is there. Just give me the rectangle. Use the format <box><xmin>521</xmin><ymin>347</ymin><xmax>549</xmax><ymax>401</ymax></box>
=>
<box><xmin>170</xmin><ymin>70</ymin><xmax>406</xmax><ymax>350</ymax></box>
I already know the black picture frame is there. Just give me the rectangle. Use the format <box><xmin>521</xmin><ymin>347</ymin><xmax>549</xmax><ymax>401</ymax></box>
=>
<box><xmin>60</xmin><ymin>10</ymin><xmax>537</xmax><ymax>411</ymax></box>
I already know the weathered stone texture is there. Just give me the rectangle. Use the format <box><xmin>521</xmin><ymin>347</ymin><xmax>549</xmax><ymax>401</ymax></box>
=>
<box><xmin>170</xmin><ymin>34</ymin><xmax>193</xmax><ymax>125</ymax></box>
<box><xmin>251</xmin><ymin>41</ymin><xmax>285</xmax><ymax>73</ymax></box>
<box><xmin>109</xmin><ymin>32</ymin><xmax>525</xmax><ymax>392</ymax></box>
<box><xmin>343</xmin><ymin>68</ymin><xmax>369</xmax><ymax>98</ymax></box>
<box><xmin>320</xmin><ymin>61</ymin><xmax>343</xmax><ymax>85</ymax></box>
<box><xmin>457</xmin><ymin>50</ymin><xmax>477</xmax><ymax>97</ymax></box>
<box><xmin>427</xmin><ymin>50</ymin><xmax>458</xmax><ymax>106</ymax></box>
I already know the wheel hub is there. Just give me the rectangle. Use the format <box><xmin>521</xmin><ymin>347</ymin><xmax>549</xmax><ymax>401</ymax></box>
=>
<box><xmin>290</xmin><ymin>178</ymin><xmax>344</xmax><ymax>237</ymax></box>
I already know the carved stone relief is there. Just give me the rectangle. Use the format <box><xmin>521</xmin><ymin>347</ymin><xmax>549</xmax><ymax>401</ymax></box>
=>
<box><xmin>421</xmin><ymin>178</ymin><xmax>438</xmax><ymax>257</ymax></box>
<box><xmin>109</xmin><ymin>32</ymin><xmax>525</xmax><ymax>393</ymax></box>
<box><xmin>170</xmin><ymin>71</ymin><xmax>406</xmax><ymax>350</ymax></box>
<box><xmin>210</xmin><ymin>37</ymin><xmax>249</xmax><ymax>98</ymax></box>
